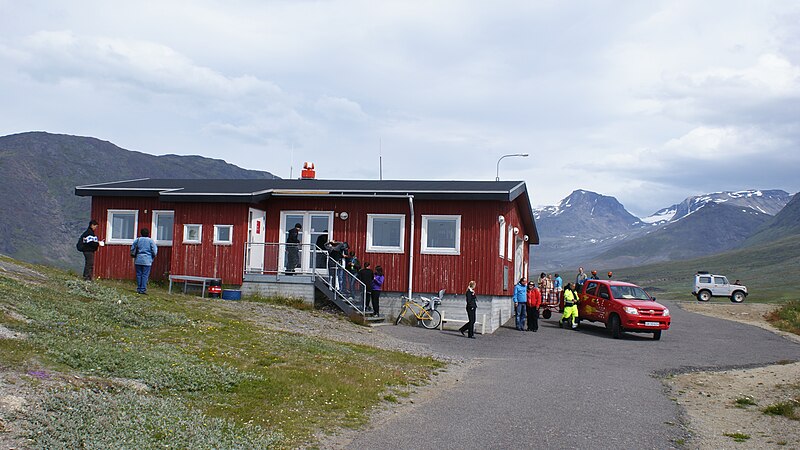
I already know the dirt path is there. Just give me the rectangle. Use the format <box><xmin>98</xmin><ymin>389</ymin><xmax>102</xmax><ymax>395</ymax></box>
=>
<box><xmin>670</xmin><ymin>302</ymin><xmax>800</xmax><ymax>449</ymax></box>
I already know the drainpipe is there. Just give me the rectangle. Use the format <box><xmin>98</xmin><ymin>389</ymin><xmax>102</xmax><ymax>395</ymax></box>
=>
<box><xmin>407</xmin><ymin>195</ymin><xmax>415</xmax><ymax>299</ymax></box>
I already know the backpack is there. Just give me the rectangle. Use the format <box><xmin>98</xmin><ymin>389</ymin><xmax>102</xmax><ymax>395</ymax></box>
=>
<box><xmin>130</xmin><ymin>238</ymin><xmax>139</xmax><ymax>258</ymax></box>
<box><xmin>76</xmin><ymin>235</ymin><xmax>85</xmax><ymax>252</ymax></box>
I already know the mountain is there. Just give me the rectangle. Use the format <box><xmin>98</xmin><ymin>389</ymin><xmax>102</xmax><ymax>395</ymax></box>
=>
<box><xmin>531</xmin><ymin>190</ymin><xmax>643</xmax><ymax>271</ymax></box>
<box><xmin>532</xmin><ymin>188</ymin><xmax>793</xmax><ymax>273</ymax></box>
<box><xmin>641</xmin><ymin>190</ymin><xmax>790</xmax><ymax>225</ymax></box>
<box><xmin>586</xmin><ymin>202</ymin><xmax>772</xmax><ymax>268</ymax></box>
<box><xmin>743</xmin><ymin>192</ymin><xmax>800</xmax><ymax>246</ymax></box>
<box><xmin>0</xmin><ymin>131</ymin><xmax>276</xmax><ymax>269</ymax></box>
<box><xmin>533</xmin><ymin>190</ymin><xmax>642</xmax><ymax>238</ymax></box>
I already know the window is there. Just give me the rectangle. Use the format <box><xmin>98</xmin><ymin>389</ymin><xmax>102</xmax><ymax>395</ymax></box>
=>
<box><xmin>498</xmin><ymin>215</ymin><xmax>506</xmax><ymax>258</ymax></box>
<box><xmin>714</xmin><ymin>276</ymin><xmax>727</xmax><ymax>285</ymax></box>
<box><xmin>151</xmin><ymin>211</ymin><xmax>174</xmax><ymax>245</ymax></box>
<box><xmin>507</xmin><ymin>225</ymin><xmax>513</xmax><ymax>261</ymax></box>
<box><xmin>367</xmin><ymin>214</ymin><xmax>405</xmax><ymax>253</ymax></box>
<box><xmin>183</xmin><ymin>224</ymin><xmax>202</xmax><ymax>244</ymax></box>
<box><xmin>213</xmin><ymin>225</ymin><xmax>233</xmax><ymax>245</ymax></box>
<box><xmin>421</xmin><ymin>215</ymin><xmax>461</xmax><ymax>255</ymax></box>
<box><xmin>107</xmin><ymin>209</ymin><xmax>138</xmax><ymax>244</ymax></box>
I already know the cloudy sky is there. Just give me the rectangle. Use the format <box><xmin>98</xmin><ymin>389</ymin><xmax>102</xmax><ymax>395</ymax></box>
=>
<box><xmin>1</xmin><ymin>1</ymin><xmax>799</xmax><ymax>217</ymax></box>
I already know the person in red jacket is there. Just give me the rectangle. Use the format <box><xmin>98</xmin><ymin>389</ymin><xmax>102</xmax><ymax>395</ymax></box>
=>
<box><xmin>526</xmin><ymin>281</ymin><xmax>542</xmax><ymax>332</ymax></box>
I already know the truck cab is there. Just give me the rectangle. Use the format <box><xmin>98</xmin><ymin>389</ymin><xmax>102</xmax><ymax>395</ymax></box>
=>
<box><xmin>578</xmin><ymin>280</ymin><xmax>671</xmax><ymax>340</ymax></box>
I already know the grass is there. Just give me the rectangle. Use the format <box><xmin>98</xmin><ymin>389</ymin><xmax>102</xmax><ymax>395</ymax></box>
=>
<box><xmin>734</xmin><ymin>395</ymin><xmax>758</xmax><ymax>408</ymax></box>
<box><xmin>765</xmin><ymin>300</ymin><xmax>800</xmax><ymax>335</ymax></box>
<box><xmin>0</xmin><ymin>256</ymin><xmax>442</xmax><ymax>447</ymax></box>
<box><xmin>762</xmin><ymin>400</ymin><xmax>800</xmax><ymax>420</ymax></box>
<box><xmin>723</xmin><ymin>432</ymin><xmax>751</xmax><ymax>442</ymax></box>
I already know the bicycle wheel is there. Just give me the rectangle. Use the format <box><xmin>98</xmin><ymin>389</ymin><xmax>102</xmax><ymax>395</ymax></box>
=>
<box><xmin>395</xmin><ymin>306</ymin><xmax>406</xmax><ymax>325</ymax></box>
<box><xmin>421</xmin><ymin>309</ymin><xmax>442</xmax><ymax>329</ymax></box>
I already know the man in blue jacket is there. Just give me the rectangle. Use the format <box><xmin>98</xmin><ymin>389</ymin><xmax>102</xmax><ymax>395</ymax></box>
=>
<box><xmin>131</xmin><ymin>228</ymin><xmax>158</xmax><ymax>295</ymax></box>
<box><xmin>513</xmin><ymin>277</ymin><xmax>528</xmax><ymax>331</ymax></box>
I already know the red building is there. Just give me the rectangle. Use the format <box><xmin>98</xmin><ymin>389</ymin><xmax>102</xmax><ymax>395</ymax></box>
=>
<box><xmin>76</xmin><ymin>178</ymin><xmax>538</xmax><ymax>332</ymax></box>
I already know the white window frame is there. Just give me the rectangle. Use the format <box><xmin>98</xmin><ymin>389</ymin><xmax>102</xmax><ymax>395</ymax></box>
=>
<box><xmin>151</xmin><ymin>210</ymin><xmax>174</xmax><ymax>246</ymax></box>
<box><xmin>183</xmin><ymin>224</ymin><xmax>202</xmax><ymax>244</ymax></box>
<box><xmin>366</xmin><ymin>214</ymin><xmax>405</xmax><ymax>253</ymax></box>
<box><xmin>507</xmin><ymin>224</ymin><xmax>513</xmax><ymax>261</ymax></box>
<box><xmin>106</xmin><ymin>209</ymin><xmax>138</xmax><ymax>244</ymax></box>
<box><xmin>421</xmin><ymin>215</ymin><xmax>461</xmax><ymax>255</ymax></box>
<box><xmin>498</xmin><ymin>215</ymin><xmax>506</xmax><ymax>258</ymax></box>
<box><xmin>213</xmin><ymin>224</ymin><xmax>234</xmax><ymax>245</ymax></box>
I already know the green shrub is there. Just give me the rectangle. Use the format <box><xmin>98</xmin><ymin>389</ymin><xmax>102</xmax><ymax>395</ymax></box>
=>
<box><xmin>20</xmin><ymin>386</ymin><xmax>280</xmax><ymax>449</ymax></box>
<box><xmin>762</xmin><ymin>400</ymin><xmax>799</xmax><ymax>420</ymax></box>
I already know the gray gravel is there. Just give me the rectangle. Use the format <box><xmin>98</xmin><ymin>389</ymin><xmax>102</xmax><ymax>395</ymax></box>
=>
<box><xmin>339</xmin><ymin>301</ymin><xmax>800</xmax><ymax>450</ymax></box>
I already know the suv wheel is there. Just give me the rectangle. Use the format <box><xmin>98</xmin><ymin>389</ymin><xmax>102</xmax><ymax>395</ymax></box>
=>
<box><xmin>696</xmin><ymin>290</ymin><xmax>711</xmax><ymax>302</ymax></box>
<box><xmin>730</xmin><ymin>291</ymin><xmax>745</xmax><ymax>303</ymax></box>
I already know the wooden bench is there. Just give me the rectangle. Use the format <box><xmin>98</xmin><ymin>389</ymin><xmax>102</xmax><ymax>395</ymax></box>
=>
<box><xmin>439</xmin><ymin>311</ymin><xmax>486</xmax><ymax>335</ymax></box>
<box><xmin>168</xmin><ymin>275</ymin><xmax>222</xmax><ymax>298</ymax></box>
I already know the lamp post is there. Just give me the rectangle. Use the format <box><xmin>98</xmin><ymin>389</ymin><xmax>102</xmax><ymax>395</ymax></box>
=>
<box><xmin>495</xmin><ymin>153</ymin><xmax>529</xmax><ymax>181</ymax></box>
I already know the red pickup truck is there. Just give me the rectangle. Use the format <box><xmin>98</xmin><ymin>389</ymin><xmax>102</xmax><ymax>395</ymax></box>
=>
<box><xmin>577</xmin><ymin>280</ymin><xmax>671</xmax><ymax>340</ymax></box>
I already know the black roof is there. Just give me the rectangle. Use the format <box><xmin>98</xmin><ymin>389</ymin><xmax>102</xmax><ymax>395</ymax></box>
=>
<box><xmin>76</xmin><ymin>178</ymin><xmax>527</xmax><ymax>202</ymax></box>
<box><xmin>75</xmin><ymin>178</ymin><xmax>538</xmax><ymax>242</ymax></box>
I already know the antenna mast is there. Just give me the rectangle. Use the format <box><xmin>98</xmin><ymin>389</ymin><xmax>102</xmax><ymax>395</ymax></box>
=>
<box><xmin>379</xmin><ymin>138</ymin><xmax>383</xmax><ymax>180</ymax></box>
<box><xmin>290</xmin><ymin>144</ymin><xmax>294</xmax><ymax>179</ymax></box>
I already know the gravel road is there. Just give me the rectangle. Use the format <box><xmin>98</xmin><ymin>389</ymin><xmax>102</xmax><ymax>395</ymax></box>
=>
<box><xmin>339</xmin><ymin>301</ymin><xmax>800</xmax><ymax>450</ymax></box>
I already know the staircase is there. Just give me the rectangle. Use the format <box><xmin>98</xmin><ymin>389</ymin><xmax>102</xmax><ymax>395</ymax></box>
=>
<box><xmin>312</xmin><ymin>256</ymin><xmax>385</xmax><ymax>324</ymax></box>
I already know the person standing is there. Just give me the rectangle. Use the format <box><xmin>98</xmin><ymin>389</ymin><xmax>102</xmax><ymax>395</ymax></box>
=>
<box><xmin>553</xmin><ymin>273</ymin><xmax>563</xmax><ymax>302</ymax></box>
<box><xmin>357</xmin><ymin>262</ymin><xmax>374</xmax><ymax>311</ymax></box>
<box><xmin>513</xmin><ymin>277</ymin><xmax>527</xmax><ymax>331</ymax></box>
<box><xmin>560</xmin><ymin>282</ymin><xmax>579</xmax><ymax>329</ymax></box>
<box><xmin>371</xmin><ymin>266</ymin><xmax>385</xmax><ymax>316</ymax></box>
<box><xmin>131</xmin><ymin>228</ymin><xmax>157</xmax><ymax>295</ymax></box>
<box><xmin>459</xmin><ymin>280</ymin><xmax>478</xmax><ymax>338</ymax></box>
<box><xmin>345</xmin><ymin>251</ymin><xmax>361</xmax><ymax>297</ymax></box>
<box><xmin>526</xmin><ymin>281</ymin><xmax>542</xmax><ymax>332</ymax></box>
<box><xmin>77</xmin><ymin>219</ymin><xmax>102</xmax><ymax>281</ymax></box>
<box><xmin>286</xmin><ymin>223</ymin><xmax>301</xmax><ymax>274</ymax></box>
<box><xmin>589</xmin><ymin>270</ymin><xmax>599</xmax><ymax>280</ymax></box>
<box><xmin>576</xmin><ymin>267</ymin><xmax>587</xmax><ymax>288</ymax></box>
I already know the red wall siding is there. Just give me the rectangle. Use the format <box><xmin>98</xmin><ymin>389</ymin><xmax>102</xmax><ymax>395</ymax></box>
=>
<box><xmin>170</xmin><ymin>203</ymin><xmax>249</xmax><ymax>284</ymax></box>
<box><xmin>90</xmin><ymin>193</ymin><xmax>532</xmax><ymax>296</ymax></box>
<box><xmin>260</xmin><ymin>197</ymin><xmax>531</xmax><ymax>297</ymax></box>
<box><xmin>91</xmin><ymin>197</ymin><xmax>174</xmax><ymax>281</ymax></box>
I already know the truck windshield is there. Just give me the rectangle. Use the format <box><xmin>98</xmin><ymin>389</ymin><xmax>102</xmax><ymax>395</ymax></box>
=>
<box><xmin>610</xmin><ymin>285</ymin><xmax>651</xmax><ymax>300</ymax></box>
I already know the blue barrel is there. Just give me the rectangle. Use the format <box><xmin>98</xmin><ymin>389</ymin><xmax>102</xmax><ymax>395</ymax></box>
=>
<box><xmin>221</xmin><ymin>289</ymin><xmax>242</xmax><ymax>300</ymax></box>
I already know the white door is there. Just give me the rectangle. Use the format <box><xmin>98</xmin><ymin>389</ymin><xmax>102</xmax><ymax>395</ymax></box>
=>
<box><xmin>514</xmin><ymin>237</ymin><xmax>524</xmax><ymax>282</ymax></box>
<box><xmin>279</xmin><ymin>211</ymin><xmax>334</xmax><ymax>273</ymax></box>
<box><xmin>246</xmin><ymin>208</ymin><xmax>266</xmax><ymax>272</ymax></box>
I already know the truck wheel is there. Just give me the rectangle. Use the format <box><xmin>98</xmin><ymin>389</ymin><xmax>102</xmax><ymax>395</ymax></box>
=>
<box><xmin>653</xmin><ymin>330</ymin><xmax>662</xmax><ymax>340</ymax></box>
<box><xmin>730</xmin><ymin>291</ymin><xmax>745</xmax><ymax>303</ymax></box>
<box><xmin>542</xmin><ymin>309</ymin><xmax>552</xmax><ymax>319</ymax></box>
<box><xmin>609</xmin><ymin>315</ymin><xmax>623</xmax><ymax>339</ymax></box>
<box><xmin>696</xmin><ymin>290</ymin><xmax>711</xmax><ymax>302</ymax></box>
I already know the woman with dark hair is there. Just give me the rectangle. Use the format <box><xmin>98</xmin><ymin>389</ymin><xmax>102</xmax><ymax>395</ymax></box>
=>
<box><xmin>131</xmin><ymin>228</ymin><xmax>158</xmax><ymax>295</ymax></box>
<box><xmin>371</xmin><ymin>266</ymin><xmax>385</xmax><ymax>316</ymax></box>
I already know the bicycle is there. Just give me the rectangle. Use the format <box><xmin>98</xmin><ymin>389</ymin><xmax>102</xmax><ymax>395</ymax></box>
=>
<box><xmin>395</xmin><ymin>290</ymin><xmax>443</xmax><ymax>329</ymax></box>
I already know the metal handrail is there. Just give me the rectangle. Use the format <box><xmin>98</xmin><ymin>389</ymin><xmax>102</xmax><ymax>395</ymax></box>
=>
<box><xmin>244</xmin><ymin>241</ymin><xmax>368</xmax><ymax>316</ymax></box>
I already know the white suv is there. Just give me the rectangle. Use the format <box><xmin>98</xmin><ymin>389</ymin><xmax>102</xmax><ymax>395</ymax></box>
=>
<box><xmin>692</xmin><ymin>272</ymin><xmax>748</xmax><ymax>303</ymax></box>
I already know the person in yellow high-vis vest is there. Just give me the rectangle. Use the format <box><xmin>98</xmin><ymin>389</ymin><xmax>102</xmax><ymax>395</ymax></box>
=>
<box><xmin>560</xmin><ymin>282</ymin><xmax>579</xmax><ymax>329</ymax></box>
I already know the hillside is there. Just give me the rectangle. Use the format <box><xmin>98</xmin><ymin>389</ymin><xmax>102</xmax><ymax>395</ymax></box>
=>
<box><xmin>0</xmin><ymin>132</ymin><xmax>276</xmax><ymax>269</ymax></box>
<box><xmin>0</xmin><ymin>255</ymin><xmax>439</xmax><ymax>448</ymax></box>
<box><xmin>744</xmin><ymin>192</ymin><xmax>800</xmax><ymax>246</ymax></box>
<box><xmin>642</xmin><ymin>190</ymin><xmax>790</xmax><ymax>225</ymax></box>
<box><xmin>604</xmin><ymin>233</ymin><xmax>800</xmax><ymax>303</ymax></box>
<box><xmin>587</xmin><ymin>202</ymin><xmax>772</xmax><ymax>268</ymax></box>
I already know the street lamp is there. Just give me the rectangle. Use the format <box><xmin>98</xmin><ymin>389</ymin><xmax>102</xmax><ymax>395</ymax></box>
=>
<box><xmin>495</xmin><ymin>153</ymin><xmax>529</xmax><ymax>181</ymax></box>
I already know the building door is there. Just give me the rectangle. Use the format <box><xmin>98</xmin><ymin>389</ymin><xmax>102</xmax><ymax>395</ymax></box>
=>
<box><xmin>514</xmin><ymin>237</ymin><xmax>524</xmax><ymax>282</ymax></box>
<box><xmin>279</xmin><ymin>211</ymin><xmax>334</xmax><ymax>273</ymax></box>
<box><xmin>246</xmin><ymin>208</ymin><xmax>266</xmax><ymax>273</ymax></box>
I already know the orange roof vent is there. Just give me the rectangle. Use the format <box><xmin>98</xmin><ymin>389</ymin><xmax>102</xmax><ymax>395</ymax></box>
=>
<box><xmin>301</xmin><ymin>161</ymin><xmax>316</xmax><ymax>179</ymax></box>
